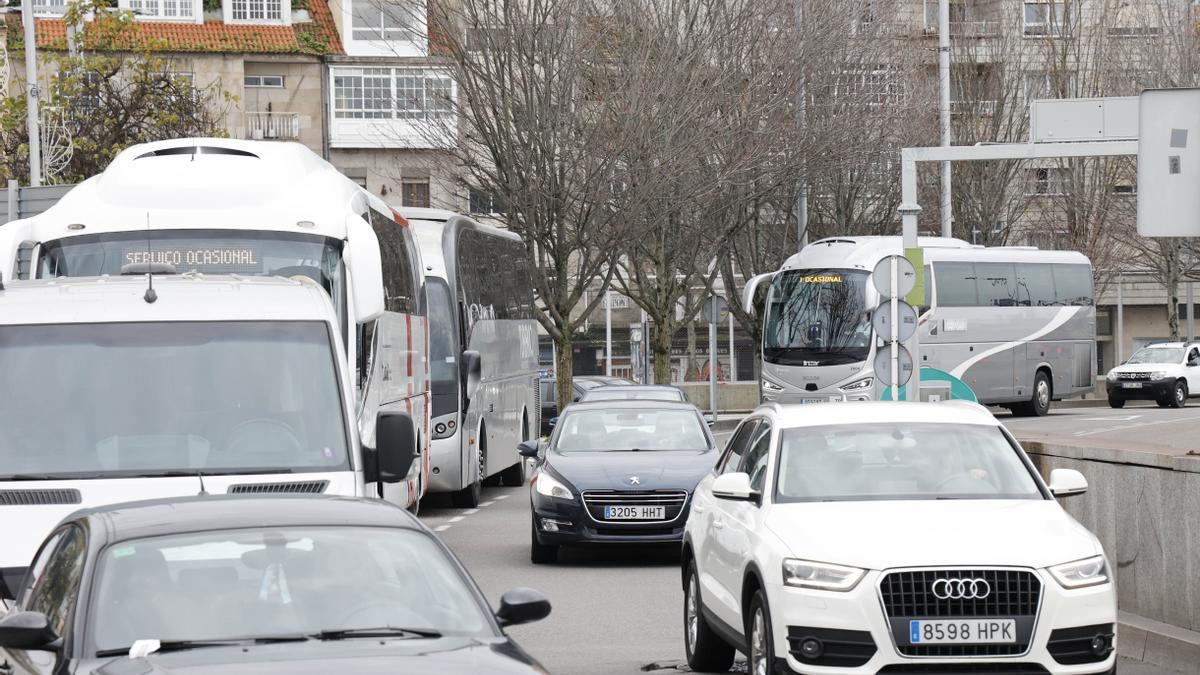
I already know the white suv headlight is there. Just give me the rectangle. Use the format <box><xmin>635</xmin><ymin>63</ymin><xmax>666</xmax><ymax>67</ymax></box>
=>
<box><xmin>761</xmin><ymin>378</ymin><xmax>785</xmax><ymax>393</ymax></box>
<box><xmin>1048</xmin><ymin>555</ymin><xmax>1109</xmax><ymax>589</ymax></box>
<box><xmin>534</xmin><ymin>472</ymin><xmax>574</xmax><ymax>500</ymax></box>
<box><xmin>782</xmin><ymin>559</ymin><xmax>865</xmax><ymax>591</ymax></box>
<box><xmin>1105</xmin><ymin>370</ymin><xmax>1117</xmax><ymax>382</ymax></box>
<box><xmin>1149</xmin><ymin>371</ymin><xmax>1170</xmax><ymax>380</ymax></box>
<box><xmin>840</xmin><ymin>377</ymin><xmax>873</xmax><ymax>392</ymax></box>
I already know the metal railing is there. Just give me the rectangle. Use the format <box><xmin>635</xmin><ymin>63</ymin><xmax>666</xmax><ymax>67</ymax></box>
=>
<box><xmin>950</xmin><ymin>99</ymin><xmax>998</xmax><ymax>116</ymax></box>
<box><xmin>245</xmin><ymin>112</ymin><xmax>301</xmax><ymax>140</ymax></box>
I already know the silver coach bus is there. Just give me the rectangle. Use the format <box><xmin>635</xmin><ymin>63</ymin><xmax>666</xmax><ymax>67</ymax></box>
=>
<box><xmin>404</xmin><ymin>208</ymin><xmax>540</xmax><ymax>508</ymax></box>
<box><xmin>747</xmin><ymin>236</ymin><xmax>1095</xmax><ymax>416</ymax></box>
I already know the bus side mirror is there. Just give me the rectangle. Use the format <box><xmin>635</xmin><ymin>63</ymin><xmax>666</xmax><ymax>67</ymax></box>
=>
<box><xmin>742</xmin><ymin>273</ymin><xmax>774</xmax><ymax>315</ymax></box>
<box><xmin>462</xmin><ymin>350</ymin><xmax>482</xmax><ymax>400</ymax></box>
<box><xmin>345</xmin><ymin>215</ymin><xmax>385</xmax><ymax>324</ymax></box>
<box><xmin>365</xmin><ymin>411</ymin><xmax>417</xmax><ymax>484</ymax></box>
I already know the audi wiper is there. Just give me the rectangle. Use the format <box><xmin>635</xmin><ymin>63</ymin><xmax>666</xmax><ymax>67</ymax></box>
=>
<box><xmin>313</xmin><ymin>626</ymin><xmax>443</xmax><ymax>640</ymax></box>
<box><xmin>95</xmin><ymin>635</ymin><xmax>311</xmax><ymax>657</ymax></box>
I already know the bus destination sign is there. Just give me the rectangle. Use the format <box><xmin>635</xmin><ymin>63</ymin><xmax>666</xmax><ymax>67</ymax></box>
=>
<box><xmin>124</xmin><ymin>247</ymin><xmax>263</xmax><ymax>272</ymax></box>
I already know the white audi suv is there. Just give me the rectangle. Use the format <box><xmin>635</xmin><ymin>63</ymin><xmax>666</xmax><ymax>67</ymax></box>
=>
<box><xmin>682</xmin><ymin>401</ymin><xmax>1115</xmax><ymax>675</ymax></box>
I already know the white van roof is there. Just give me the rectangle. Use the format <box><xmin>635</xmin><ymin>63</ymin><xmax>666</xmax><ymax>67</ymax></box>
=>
<box><xmin>0</xmin><ymin>275</ymin><xmax>337</xmax><ymax>325</ymax></box>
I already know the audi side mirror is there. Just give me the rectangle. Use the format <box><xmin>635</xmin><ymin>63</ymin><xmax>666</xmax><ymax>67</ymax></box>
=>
<box><xmin>712</xmin><ymin>472</ymin><xmax>760</xmax><ymax>505</ymax></box>
<box><xmin>0</xmin><ymin>611</ymin><xmax>61</xmax><ymax>651</ymax></box>
<box><xmin>1048</xmin><ymin>468</ymin><xmax>1088</xmax><ymax>498</ymax></box>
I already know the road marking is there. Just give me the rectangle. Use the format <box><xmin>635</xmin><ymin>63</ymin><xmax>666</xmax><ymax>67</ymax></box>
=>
<box><xmin>494</xmin><ymin>494</ymin><xmax>509</xmax><ymax>500</ymax></box>
<box><xmin>450</xmin><ymin>515</ymin><xmax>465</xmax><ymax>523</ymax></box>
<box><xmin>1074</xmin><ymin>414</ymin><xmax>1200</xmax><ymax>436</ymax></box>
<box><xmin>434</xmin><ymin>524</ymin><xmax>451</xmax><ymax>532</ymax></box>
<box><xmin>479</xmin><ymin>501</ymin><xmax>495</xmax><ymax>508</ymax></box>
<box><xmin>463</xmin><ymin>508</ymin><xmax>479</xmax><ymax>515</ymax></box>
<box><xmin>1077</xmin><ymin>415</ymin><xmax>1141</xmax><ymax>421</ymax></box>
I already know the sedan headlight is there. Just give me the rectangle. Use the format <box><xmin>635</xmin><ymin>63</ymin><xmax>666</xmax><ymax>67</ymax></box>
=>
<box><xmin>782</xmin><ymin>559</ymin><xmax>865</xmax><ymax>592</ymax></box>
<box><xmin>1048</xmin><ymin>555</ymin><xmax>1109</xmax><ymax>589</ymax></box>
<box><xmin>534</xmin><ymin>472</ymin><xmax>574</xmax><ymax>501</ymax></box>
<box><xmin>761</xmin><ymin>378</ymin><xmax>785</xmax><ymax>393</ymax></box>
<box><xmin>1149</xmin><ymin>371</ymin><xmax>1170</xmax><ymax>380</ymax></box>
<box><xmin>840</xmin><ymin>377</ymin><xmax>873</xmax><ymax>392</ymax></box>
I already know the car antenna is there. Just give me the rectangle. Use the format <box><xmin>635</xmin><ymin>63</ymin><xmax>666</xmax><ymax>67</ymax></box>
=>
<box><xmin>143</xmin><ymin>212</ymin><xmax>157</xmax><ymax>304</ymax></box>
<box><xmin>197</xmin><ymin>470</ymin><xmax>209</xmax><ymax>496</ymax></box>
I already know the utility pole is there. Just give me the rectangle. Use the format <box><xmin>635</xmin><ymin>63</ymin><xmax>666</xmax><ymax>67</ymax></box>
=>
<box><xmin>22</xmin><ymin>0</ymin><xmax>42</xmax><ymax>186</ymax></box>
<box><xmin>937</xmin><ymin>0</ymin><xmax>952</xmax><ymax>237</ymax></box>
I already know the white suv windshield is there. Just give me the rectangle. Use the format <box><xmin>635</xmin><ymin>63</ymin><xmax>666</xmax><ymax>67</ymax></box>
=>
<box><xmin>0</xmin><ymin>321</ymin><xmax>349</xmax><ymax>479</ymax></box>
<box><xmin>775</xmin><ymin>423</ymin><xmax>1043</xmax><ymax>502</ymax></box>
<box><xmin>1127</xmin><ymin>347</ymin><xmax>1183</xmax><ymax>365</ymax></box>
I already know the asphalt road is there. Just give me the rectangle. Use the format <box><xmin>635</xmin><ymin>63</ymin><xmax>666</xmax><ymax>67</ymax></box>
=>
<box><xmin>998</xmin><ymin>402</ymin><xmax>1200</xmax><ymax>454</ymax></box>
<box><xmin>417</xmin><ymin>447</ymin><xmax>1175</xmax><ymax>674</ymax></box>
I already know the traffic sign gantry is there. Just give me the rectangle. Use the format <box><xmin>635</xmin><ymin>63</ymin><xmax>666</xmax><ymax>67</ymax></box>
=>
<box><xmin>872</xmin><ymin>301</ymin><xmax>917</xmax><ymax>343</ymax></box>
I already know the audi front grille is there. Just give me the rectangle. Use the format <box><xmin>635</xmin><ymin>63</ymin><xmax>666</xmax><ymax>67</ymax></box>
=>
<box><xmin>580</xmin><ymin>490</ymin><xmax>688</xmax><ymax>523</ymax></box>
<box><xmin>879</xmin><ymin>569</ymin><xmax>1042</xmax><ymax>658</ymax></box>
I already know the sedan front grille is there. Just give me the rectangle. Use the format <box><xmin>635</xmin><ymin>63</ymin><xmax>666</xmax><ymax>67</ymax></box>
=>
<box><xmin>879</xmin><ymin>569</ymin><xmax>1041</xmax><ymax>658</ymax></box>
<box><xmin>581</xmin><ymin>490</ymin><xmax>687</xmax><ymax>523</ymax></box>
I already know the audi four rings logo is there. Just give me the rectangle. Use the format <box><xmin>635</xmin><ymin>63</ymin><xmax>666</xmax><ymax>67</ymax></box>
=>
<box><xmin>931</xmin><ymin>578</ymin><xmax>991</xmax><ymax>600</ymax></box>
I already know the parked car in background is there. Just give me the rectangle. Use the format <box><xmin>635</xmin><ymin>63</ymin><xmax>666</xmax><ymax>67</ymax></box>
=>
<box><xmin>539</xmin><ymin>376</ymin><xmax>635</xmax><ymax>436</ymax></box>
<box><xmin>579</xmin><ymin>385</ymin><xmax>688</xmax><ymax>404</ymax></box>
<box><xmin>1105</xmin><ymin>342</ymin><xmax>1200</xmax><ymax>408</ymax></box>
<box><xmin>522</xmin><ymin>400</ymin><xmax>717</xmax><ymax>564</ymax></box>
<box><xmin>0</xmin><ymin>495</ymin><xmax>551</xmax><ymax>674</ymax></box>
<box><xmin>682</xmin><ymin>401</ymin><xmax>1115</xmax><ymax>675</ymax></box>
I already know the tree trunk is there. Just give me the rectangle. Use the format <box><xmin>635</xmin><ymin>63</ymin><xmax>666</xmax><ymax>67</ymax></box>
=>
<box><xmin>653</xmin><ymin>323</ymin><xmax>673</xmax><ymax>384</ymax></box>
<box><xmin>1166</xmin><ymin>241</ymin><xmax>1182</xmax><ymax>341</ymax></box>
<box><xmin>685</xmin><ymin>319</ymin><xmax>699</xmax><ymax>381</ymax></box>
<box><xmin>554</xmin><ymin>332</ymin><xmax>574</xmax><ymax>416</ymax></box>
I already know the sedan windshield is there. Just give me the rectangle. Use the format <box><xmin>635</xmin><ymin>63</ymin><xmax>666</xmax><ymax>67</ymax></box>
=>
<box><xmin>775</xmin><ymin>423</ymin><xmax>1043</xmax><ymax>502</ymax></box>
<box><xmin>763</xmin><ymin>269</ymin><xmax>871</xmax><ymax>366</ymax></box>
<box><xmin>1127</xmin><ymin>347</ymin><xmax>1183</xmax><ymax>365</ymax></box>
<box><xmin>89</xmin><ymin>527</ymin><xmax>491</xmax><ymax>653</ymax></box>
<box><xmin>556</xmin><ymin>409</ymin><xmax>709</xmax><ymax>452</ymax></box>
<box><xmin>0</xmin><ymin>321</ymin><xmax>349</xmax><ymax>479</ymax></box>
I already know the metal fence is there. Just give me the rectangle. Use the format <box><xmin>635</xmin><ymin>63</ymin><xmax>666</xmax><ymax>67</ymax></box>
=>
<box><xmin>0</xmin><ymin>182</ymin><xmax>75</xmax><ymax>225</ymax></box>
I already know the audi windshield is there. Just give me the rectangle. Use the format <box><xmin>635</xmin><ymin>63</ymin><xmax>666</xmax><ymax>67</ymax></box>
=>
<box><xmin>0</xmin><ymin>321</ymin><xmax>350</xmax><ymax>479</ymax></box>
<box><xmin>774</xmin><ymin>423</ymin><xmax>1044</xmax><ymax>502</ymax></box>
<box><xmin>763</xmin><ymin>269</ymin><xmax>871</xmax><ymax>366</ymax></box>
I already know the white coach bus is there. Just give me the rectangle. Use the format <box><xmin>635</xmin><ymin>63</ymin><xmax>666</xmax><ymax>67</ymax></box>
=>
<box><xmin>748</xmin><ymin>236</ymin><xmax>1096</xmax><ymax>416</ymax></box>
<box><xmin>0</xmin><ymin>138</ymin><xmax>432</xmax><ymax>508</ymax></box>
<box><xmin>405</xmin><ymin>208</ymin><xmax>539</xmax><ymax>508</ymax></box>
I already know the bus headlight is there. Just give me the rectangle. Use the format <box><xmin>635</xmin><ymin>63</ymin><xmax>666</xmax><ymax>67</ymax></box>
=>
<box><xmin>840</xmin><ymin>378</ymin><xmax>873</xmax><ymax>392</ymax></box>
<box><xmin>761</xmin><ymin>378</ymin><xmax>785</xmax><ymax>393</ymax></box>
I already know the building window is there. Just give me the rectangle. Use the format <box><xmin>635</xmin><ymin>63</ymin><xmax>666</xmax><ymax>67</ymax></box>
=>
<box><xmin>1024</xmin><ymin>167</ymin><xmax>1067</xmax><ymax>196</ymax></box>
<box><xmin>825</xmin><ymin>68</ymin><xmax>906</xmax><ymax>108</ymax></box>
<box><xmin>469</xmin><ymin>189</ymin><xmax>504</xmax><ymax>215</ymax></box>
<box><xmin>1113</xmin><ymin>183</ymin><xmax>1137</xmax><ymax>196</ymax></box>
<box><xmin>31</xmin><ymin>0</ymin><xmax>68</xmax><ymax>16</ymax></box>
<box><xmin>402</xmin><ymin>180</ymin><xmax>430</xmax><ymax>208</ymax></box>
<box><xmin>1023</xmin><ymin>0</ymin><xmax>1071</xmax><ymax>37</ymax></box>
<box><xmin>1023</xmin><ymin>72</ymin><xmax>1076</xmax><ymax>101</ymax></box>
<box><xmin>244</xmin><ymin>75</ymin><xmax>285</xmax><ymax>88</ymax></box>
<box><xmin>229</xmin><ymin>0</ymin><xmax>285</xmax><ymax>23</ymax></box>
<box><xmin>351</xmin><ymin>0</ymin><xmax>413</xmax><ymax>41</ymax></box>
<box><xmin>332</xmin><ymin>67</ymin><xmax>454</xmax><ymax>120</ymax></box>
<box><xmin>123</xmin><ymin>0</ymin><xmax>199</xmax><ymax>20</ymax></box>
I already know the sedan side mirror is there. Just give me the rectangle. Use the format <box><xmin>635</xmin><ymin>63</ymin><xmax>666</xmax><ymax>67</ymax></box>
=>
<box><xmin>461</xmin><ymin>350</ymin><xmax>482</xmax><ymax>401</ymax></box>
<box><xmin>495</xmin><ymin>587</ymin><xmax>551</xmax><ymax>627</ymax></box>
<box><xmin>0</xmin><ymin>611</ymin><xmax>60</xmax><ymax>651</ymax></box>
<box><xmin>1048</xmin><ymin>468</ymin><xmax>1088</xmax><ymax>498</ymax></box>
<box><xmin>365</xmin><ymin>411</ymin><xmax>417</xmax><ymax>484</ymax></box>
<box><xmin>518</xmin><ymin>440</ymin><xmax>539</xmax><ymax>458</ymax></box>
<box><xmin>712</xmin><ymin>472</ymin><xmax>760</xmax><ymax>504</ymax></box>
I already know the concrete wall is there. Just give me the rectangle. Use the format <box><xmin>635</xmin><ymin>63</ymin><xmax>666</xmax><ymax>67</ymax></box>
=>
<box><xmin>328</xmin><ymin>147</ymin><xmax>459</xmax><ymax>210</ymax></box>
<box><xmin>1022</xmin><ymin>439</ymin><xmax>1200</xmax><ymax>633</ymax></box>
<box><xmin>676</xmin><ymin>382</ymin><xmax>759</xmax><ymax>413</ymax></box>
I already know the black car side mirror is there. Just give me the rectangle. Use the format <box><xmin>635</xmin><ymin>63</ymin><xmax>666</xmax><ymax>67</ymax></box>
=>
<box><xmin>0</xmin><ymin>611</ymin><xmax>61</xmax><ymax>651</ymax></box>
<box><xmin>364</xmin><ymin>411</ymin><xmax>417</xmax><ymax>484</ymax></box>
<box><xmin>495</xmin><ymin>587</ymin><xmax>551</xmax><ymax>627</ymax></box>
<box><xmin>518</xmin><ymin>440</ymin><xmax>539</xmax><ymax>458</ymax></box>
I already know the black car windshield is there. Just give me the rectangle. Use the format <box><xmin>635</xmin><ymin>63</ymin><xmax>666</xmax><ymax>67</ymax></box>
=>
<box><xmin>88</xmin><ymin>527</ymin><xmax>492</xmax><ymax>653</ymax></box>
<box><xmin>1126</xmin><ymin>347</ymin><xmax>1183</xmax><ymax>365</ymax></box>
<box><xmin>556</xmin><ymin>409</ymin><xmax>709</xmax><ymax>452</ymax></box>
<box><xmin>580</xmin><ymin>387</ymin><xmax>686</xmax><ymax>403</ymax></box>
<box><xmin>0</xmin><ymin>321</ymin><xmax>349</xmax><ymax>479</ymax></box>
<box><xmin>763</xmin><ymin>269</ymin><xmax>871</xmax><ymax>366</ymax></box>
<box><xmin>774</xmin><ymin>423</ymin><xmax>1043</xmax><ymax>502</ymax></box>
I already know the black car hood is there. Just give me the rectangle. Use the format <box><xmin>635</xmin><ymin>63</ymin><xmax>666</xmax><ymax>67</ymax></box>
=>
<box><xmin>546</xmin><ymin>449</ymin><xmax>714</xmax><ymax>491</ymax></box>
<box><xmin>88</xmin><ymin>637</ymin><xmax>545</xmax><ymax>675</ymax></box>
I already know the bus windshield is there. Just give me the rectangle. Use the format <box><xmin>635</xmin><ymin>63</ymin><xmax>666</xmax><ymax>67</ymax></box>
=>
<box><xmin>426</xmin><ymin>277</ymin><xmax>459</xmax><ymax>417</ymax></box>
<box><xmin>764</xmin><ymin>269</ymin><xmax>871</xmax><ymax>366</ymax></box>
<box><xmin>0</xmin><ymin>321</ymin><xmax>350</xmax><ymax>479</ymax></box>
<box><xmin>38</xmin><ymin>230</ymin><xmax>347</xmax><ymax>329</ymax></box>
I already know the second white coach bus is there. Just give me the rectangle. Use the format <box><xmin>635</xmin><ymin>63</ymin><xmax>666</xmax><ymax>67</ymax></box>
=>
<box><xmin>0</xmin><ymin>138</ymin><xmax>432</xmax><ymax>508</ymax></box>
<box><xmin>405</xmin><ymin>208</ymin><xmax>539</xmax><ymax>508</ymax></box>
<box><xmin>748</xmin><ymin>236</ymin><xmax>1096</xmax><ymax>415</ymax></box>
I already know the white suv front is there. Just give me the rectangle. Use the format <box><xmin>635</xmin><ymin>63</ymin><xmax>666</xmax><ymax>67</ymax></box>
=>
<box><xmin>681</xmin><ymin>401</ymin><xmax>1116</xmax><ymax>675</ymax></box>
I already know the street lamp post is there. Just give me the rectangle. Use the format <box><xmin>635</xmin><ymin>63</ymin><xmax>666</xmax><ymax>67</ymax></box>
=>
<box><xmin>21</xmin><ymin>0</ymin><xmax>42</xmax><ymax>186</ymax></box>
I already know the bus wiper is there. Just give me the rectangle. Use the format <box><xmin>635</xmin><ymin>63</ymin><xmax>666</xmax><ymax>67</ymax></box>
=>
<box><xmin>313</xmin><ymin>626</ymin><xmax>443</xmax><ymax>640</ymax></box>
<box><xmin>95</xmin><ymin>635</ymin><xmax>311</xmax><ymax>658</ymax></box>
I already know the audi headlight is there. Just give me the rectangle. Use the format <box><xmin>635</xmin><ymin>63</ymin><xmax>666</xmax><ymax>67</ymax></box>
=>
<box><xmin>1048</xmin><ymin>555</ymin><xmax>1109</xmax><ymax>589</ymax></box>
<box><xmin>782</xmin><ymin>559</ymin><xmax>865</xmax><ymax>592</ymax></box>
<box><xmin>534</xmin><ymin>472</ymin><xmax>574</xmax><ymax>501</ymax></box>
<box><xmin>761</xmin><ymin>378</ymin><xmax>785</xmax><ymax>393</ymax></box>
<box><xmin>1149</xmin><ymin>371</ymin><xmax>1170</xmax><ymax>380</ymax></box>
<box><xmin>840</xmin><ymin>377</ymin><xmax>873</xmax><ymax>392</ymax></box>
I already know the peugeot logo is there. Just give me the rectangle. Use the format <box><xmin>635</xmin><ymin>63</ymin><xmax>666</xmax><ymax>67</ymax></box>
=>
<box><xmin>628</xmin><ymin>476</ymin><xmax>641</xmax><ymax>486</ymax></box>
<box><xmin>931</xmin><ymin>578</ymin><xmax>991</xmax><ymax>600</ymax></box>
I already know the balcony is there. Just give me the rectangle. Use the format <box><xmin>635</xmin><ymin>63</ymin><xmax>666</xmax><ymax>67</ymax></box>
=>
<box><xmin>922</xmin><ymin>20</ymin><xmax>1001</xmax><ymax>38</ymax></box>
<box><xmin>245</xmin><ymin>112</ymin><xmax>301</xmax><ymax>140</ymax></box>
<box><xmin>950</xmin><ymin>100</ymin><xmax>998</xmax><ymax>116</ymax></box>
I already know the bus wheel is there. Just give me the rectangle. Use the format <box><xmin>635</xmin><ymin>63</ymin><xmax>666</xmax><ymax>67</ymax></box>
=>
<box><xmin>452</xmin><ymin>432</ymin><xmax>485</xmax><ymax>508</ymax></box>
<box><xmin>1014</xmin><ymin>371</ymin><xmax>1052</xmax><ymax>417</ymax></box>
